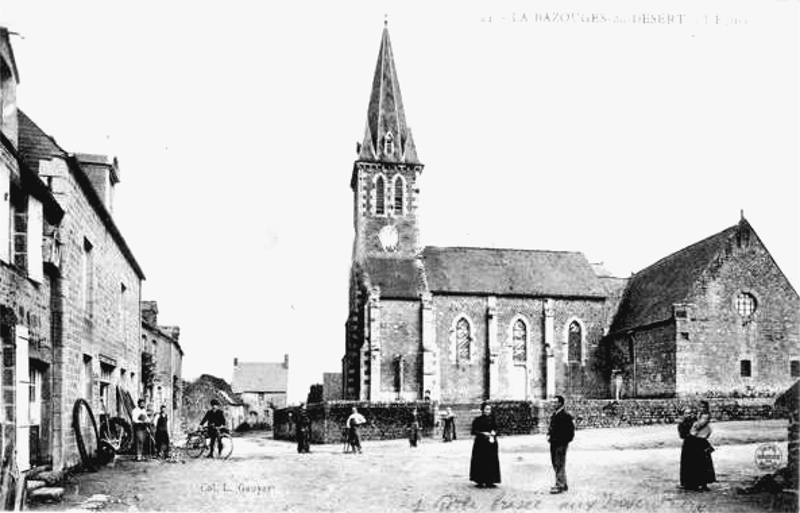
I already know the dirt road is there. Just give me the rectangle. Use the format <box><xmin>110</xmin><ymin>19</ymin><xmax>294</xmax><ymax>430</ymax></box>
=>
<box><xmin>31</xmin><ymin>420</ymin><xmax>794</xmax><ymax>512</ymax></box>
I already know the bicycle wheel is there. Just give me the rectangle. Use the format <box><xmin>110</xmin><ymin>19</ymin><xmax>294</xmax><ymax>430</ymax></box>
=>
<box><xmin>100</xmin><ymin>416</ymin><xmax>133</xmax><ymax>454</ymax></box>
<box><xmin>185</xmin><ymin>433</ymin><xmax>206</xmax><ymax>458</ymax></box>
<box><xmin>217</xmin><ymin>434</ymin><xmax>233</xmax><ymax>460</ymax></box>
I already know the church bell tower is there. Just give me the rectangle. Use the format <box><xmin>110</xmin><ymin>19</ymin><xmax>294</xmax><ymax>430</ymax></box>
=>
<box><xmin>351</xmin><ymin>22</ymin><xmax>423</xmax><ymax>263</ymax></box>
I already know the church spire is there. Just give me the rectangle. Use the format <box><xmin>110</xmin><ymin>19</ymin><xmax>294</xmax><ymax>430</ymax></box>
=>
<box><xmin>359</xmin><ymin>23</ymin><xmax>420</xmax><ymax>164</ymax></box>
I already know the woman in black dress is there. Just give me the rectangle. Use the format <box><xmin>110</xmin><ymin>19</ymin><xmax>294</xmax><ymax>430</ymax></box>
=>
<box><xmin>470</xmin><ymin>402</ymin><xmax>500</xmax><ymax>488</ymax></box>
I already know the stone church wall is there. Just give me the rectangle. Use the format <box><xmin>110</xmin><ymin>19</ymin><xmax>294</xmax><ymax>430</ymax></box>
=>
<box><xmin>551</xmin><ymin>298</ymin><xmax>608</xmax><ymax>398</ymax></box>
<box><xmin>678</xmin><ymin>232</ymin><xmax>799</xmax><ymax>396</ymax></box>
<box><xmin>379</xmin><ymin>299</ymin><xmax>421</xmax><ymax>400</ymax></box>
<box><xmin>434</xmin><ymin>295</ymin><xmax>488</xmax><ymax>403</ymax></box>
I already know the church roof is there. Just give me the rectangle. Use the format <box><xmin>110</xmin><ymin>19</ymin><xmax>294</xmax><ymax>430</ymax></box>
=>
<box><xmin>421</xmin><ymin>247</ymin><xmax>606</xmax><ymax>298</ymax></box>
<box><xmin>609</xmin><ymin>222</ymin><xmax>743</xmax><ymax>334</ymax></box>
<box><xmin>358</xmin><ymin>23</ymin><xmax>420</xmax><ymax>164</ymax></box>
<box><xmin>363</xmin><ymin>257</ymin><xmax>424</xmax><ymax>298</ymax></box>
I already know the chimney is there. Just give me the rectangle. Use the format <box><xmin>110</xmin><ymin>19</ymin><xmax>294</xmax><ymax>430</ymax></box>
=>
<box><xmin>140</xmin><ymin>301</ymin><xmax>158</xmax><ymax>327</ymax></box>
<box><xmin>73</xmin><ymin>153</ymin><xmax>120</xmax><ymax>214</ymax></box>
<box><xmin>283</xmin><ymin>354</ymin><xmax>289</xmax><ymax>369</ymax></box>
<box><xmin>234</xmin><ymin>357</ymin><xmax>238</xmax><ymax>367</ymax></box>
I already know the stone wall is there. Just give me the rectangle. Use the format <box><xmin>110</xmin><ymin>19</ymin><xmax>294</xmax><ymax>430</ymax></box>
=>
<box><xmin>274</xmin><ymin>401</ymin><xmax>434</xmax><ymax>444</ymax></box>
<box><xmin>534</xmin><ymin>397</ymin><xmax>783</xmax><ymax>433</ymax></box>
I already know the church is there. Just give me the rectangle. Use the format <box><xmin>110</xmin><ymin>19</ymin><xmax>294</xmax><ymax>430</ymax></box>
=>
<box><xmin>341</xmin><ymin>25</ymin><xmax>800</xmax><ymax>403</ymax></box>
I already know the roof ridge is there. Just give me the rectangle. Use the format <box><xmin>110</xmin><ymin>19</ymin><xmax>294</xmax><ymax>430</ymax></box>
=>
<box><xmin>424</xmin><ymin>245</ymin><xmax>585</xmax><ymax>255</ymax></box>
<box><xmin>631</xmin><ymin>224</ymin><xmax>737</xmax><ymax>277</ymax></box>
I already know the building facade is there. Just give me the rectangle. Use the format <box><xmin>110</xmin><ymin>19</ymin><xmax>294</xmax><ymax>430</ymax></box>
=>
<box><xmin>231</xmin><ymin>356</ymin><xmax>288</xmax><ymax>425</ymax></box>
<box><xmin>342</xmin><ymin>25</ymin><xmax>800</xmax><ymax>404</ymax></box>
<box><xmin>1</xmin><ymin>27</ymin><xmax>65</xmax><ymax>472</ymax></box>
<box><xmin>141</xmin><ymin>301</ymin><xmax>183</xmax><ymax>435</ymax></box>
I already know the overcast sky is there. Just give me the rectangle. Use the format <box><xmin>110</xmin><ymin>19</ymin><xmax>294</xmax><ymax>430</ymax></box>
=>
<box><xmin>4</xmin><ymin>0</ymin><xmax>798</xmax><ymax>403</ymax></box>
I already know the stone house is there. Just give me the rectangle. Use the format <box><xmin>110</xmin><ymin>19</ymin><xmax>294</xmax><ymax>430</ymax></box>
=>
<box><xmin>17</xmin><ymin>111</ymin><xmax>146</xmax><ymax>471</ymax></box>
<box><xmin>0</xmin><ymin>26</ymin><xmax>65</xmax><ymax>472</ymax></box>
<box><xmin>140</xmin><ymin>301</ymin><xmax>183</xmax><ymax>435</ymax></box>
<box><xmin>342</xmin><ymin>25</ymin><xmax>799</xmax><ymax>403</ymax></box>
<box><xmin>231</xmin><ymin>356</ymin><xmax>288</xmax><ymax>425</ymax></box>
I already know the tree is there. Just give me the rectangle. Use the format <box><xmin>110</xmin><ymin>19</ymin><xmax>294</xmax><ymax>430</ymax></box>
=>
<box><xmin>307</xmin><ymin>384</ymin><xmax>323</xmax><ymax>404</ymax></box>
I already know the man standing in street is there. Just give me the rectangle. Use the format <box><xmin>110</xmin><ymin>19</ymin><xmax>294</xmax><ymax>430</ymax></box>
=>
<box><xmin>548</xmin><ymin>395</ymin><xmax>575</xmax><ymax>494</ymax></box>
<box><xmin>200</xmin><ymin>399</ymin><xmax>226</xmax><ymax>458</ymax></box>
<box><xmin>295</xmin><ymin>403</ymin><xmax>311</xmax><ymax>454</ymax></box>
<box><xmin>132</xmin><ymin>399</ymin><xmax>150</xmax><ymax>461</ymax></box>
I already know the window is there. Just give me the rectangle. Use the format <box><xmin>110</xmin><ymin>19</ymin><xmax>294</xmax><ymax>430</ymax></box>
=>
<box><xmin>740</xmin><ymin>360</ymin><xmax>752</xmax><ymax>377</ymax></box>
<box><xmin>394</xmin><ymin>175</ymin><xmax>404</xmax><ymax>215</ymax></box>
<box><xmin>375</xmin><ymin>176</ymin><xmax>385</xmax><ymax>215</ymax></box>
<box><xmin>99</xmin><ymin>363</ymin><xmax>114</xmax><ymax>413</ymax></box>
<box><xmin>512</xmin><ymin>319</ymin><xmax>527</xmax><ymax>364</ymax></box>
<box><xmin>735</xmin><ymin>293</ymin><xmax>756</xmax><ymax>317</ymax></box>
<box><xmin>791</xmin><ymin>360</ymin><xmax>800</xmax><ymax>378</ymax></box>
<box><xmin>82</xmin><ymin>239</ymin><xmax>94</xmax><ymax>314</ymax></box>
<box><xmin>568</xmin><ymin>321</ymin><xmax>582</xmax><ymax>364</ymax></box>
<box><xmin>456</xmin><ymin>317</ymin><xmax>471</xmax><ymax>362</ymax></box>
<box><xmin>10</xmin><ymin>192</ymin><xmax>27</xmax><ymax>270</ymax></box>
<box><xmin>82</xmin><ymin>355</ymin><xmax>93</xmax><ymax>399</ymax></box>
<box><xmin>119</xmin><ymin>283</ymin><xmax>127</xmax><ymax>328</ymax></box>
<box><xmin>384</xmin><ymin>131</ymin><xmax>395</xmax><ymax>156</ymax></box>
<box><xmin>29</xmin><ymin>366</ymin><xmax>42</xmax><ymax>425</ymax></box>
<box><xmin>680</xmin><ymin>332</ymin><xmax>690</xmax><ymax>340</ymax></box>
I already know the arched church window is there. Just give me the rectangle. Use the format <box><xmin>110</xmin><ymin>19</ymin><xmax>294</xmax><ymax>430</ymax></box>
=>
<box><xmin>456</xmin><ymin>317</ymin><xmax>471</xmax><ymax>362</ymax></box>
<box><xmin>735</xmin><ymin>292</ymin><xmax>756</xmax><ymax>317</ymax></box>
<box><xmin>375</xmin><ymin>175</ymin><xmax>385</xmax><ymax>215</ymax></box>
<box><xmin>394</xmin><ymin>175</ymin><xmax>404</xmax><ymax>215</ymax></box>
<box><xmin>512</xmin><ymin>319</ymin><xmax>527</xmax><ymax>364</ymax></box>
<box><xmin>568</xmin><ymin>321</ymin><xmax>582</xmax><ymax>364</ymax></box>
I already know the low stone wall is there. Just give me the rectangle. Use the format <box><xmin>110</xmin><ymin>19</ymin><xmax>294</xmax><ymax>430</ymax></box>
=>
<box><xmin>274</xmin><ymin>397</ymin><xmax>782</xmax><ymax>444</ymax></box>
<box><xmin>274</xmin><ymin>401</ymin><xmax>435</xmax><ymax>444</ymax></box>
<box><xmin>534</xmin><ymin>397</ymin><xmax>783</xmax><ymax>433</ymax></box>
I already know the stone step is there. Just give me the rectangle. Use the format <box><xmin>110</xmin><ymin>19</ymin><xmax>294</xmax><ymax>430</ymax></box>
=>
<box><xmin>27</xmin><ymin>486</ymin><xmax>64</xmax><ymax>503</ymax></box>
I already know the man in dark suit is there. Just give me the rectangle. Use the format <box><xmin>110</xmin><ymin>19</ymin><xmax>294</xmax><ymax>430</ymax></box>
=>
<box><xmin>548</xmin><ymin>395</ymin><xmax>575</xmax><ymax>494</ymax></box>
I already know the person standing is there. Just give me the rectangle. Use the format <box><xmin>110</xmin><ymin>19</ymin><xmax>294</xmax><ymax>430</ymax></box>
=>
<box><xmin>155</xmin><ymin>405</ymin><xmax>170</xmax><ymax>459</ymax></box>
<box><xmin>687</xmin><ymin>400</ymin><xmax>716</xmax><ymax>491</ymax></box>
<box><xmin>131</xmin><ymin>399</ymin><xmax>150</xmax><ymax>461</ymax></box>
<box><xmin>443</xmin><ymin>407</ymin><xmax>457</xmax><ymax>443</ymax></box>
<box><xmin>295</xmin><ymin>403</ymin><xmax>311</xmax><ymax>454</ymax></box>
<box><xmin>408</xmin><ymin>408</ymin><xmax>420</xmax><ymax>448</ymax></box>
<box><xmin>469</xmin><ymin>402</ymin><xmax>500</xmax><ymax>488</ymax></box>
<box><xmin>346</xmin><ymin>407</ymin><xmax>366</xmax><ymax>454</ymax></box>
<box><xmin>678</xmin><ymin>406</ymin><xmax>697</xmax><ymax>489</ymax></box>
<box><xmin>200</xmin><ymin>399</ymin><xmax>226</xmax><ymax>458</ymax></box>
<box><xmin>548</xmin><ymin>395</ymin><xmax>575</xmax><ymax>494</ymax></box>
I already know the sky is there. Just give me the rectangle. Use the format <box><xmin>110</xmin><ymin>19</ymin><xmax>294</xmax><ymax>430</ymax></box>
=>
<box><xmin>3</xmin><ymin>0</ymin><xmax>798</xmax><ymax>404</ymax></box>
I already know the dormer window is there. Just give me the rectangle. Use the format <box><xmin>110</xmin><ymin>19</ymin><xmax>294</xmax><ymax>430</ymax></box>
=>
<box><xmin>384</xmin><ymin>131</ymin><xmax>395</xmax><ymax>157</ymax></box>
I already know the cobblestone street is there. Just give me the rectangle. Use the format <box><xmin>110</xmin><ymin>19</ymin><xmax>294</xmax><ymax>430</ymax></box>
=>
<box><xmin>30</xmin><ymin>420</ymin><xmax>794</xmax><ymax>513</ymax></box>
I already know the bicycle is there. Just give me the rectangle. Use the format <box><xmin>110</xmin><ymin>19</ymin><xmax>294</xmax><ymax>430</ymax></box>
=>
<box><xmin>184</xmin><ymin>426</ymin><xmax>233</xmax><ymax>459</ymax></box>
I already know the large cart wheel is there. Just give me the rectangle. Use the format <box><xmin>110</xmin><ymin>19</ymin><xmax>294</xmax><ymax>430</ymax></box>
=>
<box><xmin>72</xmin><ymin>398</ymin><xmax>100</xmax><ymax>471</ymax></box>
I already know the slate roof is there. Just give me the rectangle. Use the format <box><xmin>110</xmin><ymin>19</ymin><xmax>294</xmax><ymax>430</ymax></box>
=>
<box><xmin>358</xmin><ymin>24</ymin><xmax>420</xmax><ymax>165</ymax></box>
<box><xmin>421</xmin><ymin>246</ymin><xmax>606</xmax><ymax>298</ymax></box>
<box><xmin>231</xmin><ymin>362</ymin><xmax>288</xmax><ymax>393</ymax></box>
<box><xmin>17</xmin><ymin>110</ymin><xmax>145</xmax><ymax>279</ymax></box>
<box><xmin>609</xmin><ymin>223</ymin><xmax>740</xmax><ymax>334</ymax></box>
<box><xmin>362</xmin><ymin>257</ymin><xmax>425</xmax><ymax>298</ymax></box>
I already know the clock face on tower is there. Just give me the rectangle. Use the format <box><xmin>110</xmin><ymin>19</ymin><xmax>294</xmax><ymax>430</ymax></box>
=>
<box><xmin>378</xmin><ymin>224</ymin><xmax>399</xmax><ymax>252</ymax></box>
